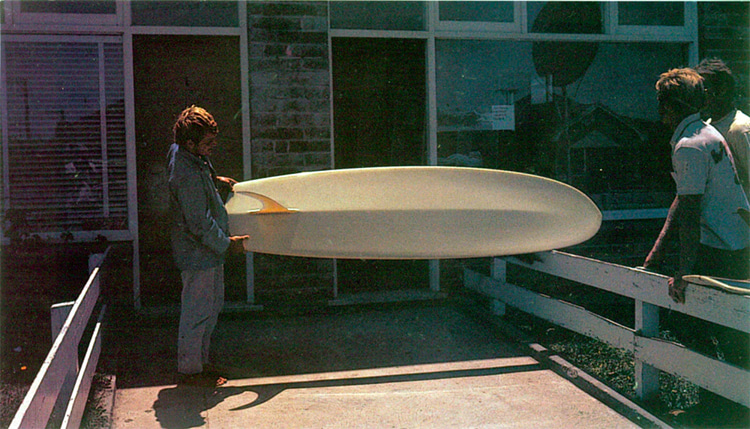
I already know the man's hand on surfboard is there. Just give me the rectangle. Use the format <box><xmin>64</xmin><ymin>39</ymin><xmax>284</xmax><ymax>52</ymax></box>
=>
<box><xmin>229</xmin><ymin>235</ymin><xmax>250</xmax><ymax>254</ymax></box>
<box><xmin>216</xmin><ymin>176</ymin><xmax>238</xmax><ymax>190</ymax></box>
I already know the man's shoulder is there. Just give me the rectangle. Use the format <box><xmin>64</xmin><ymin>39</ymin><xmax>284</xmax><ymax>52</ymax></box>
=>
<box><xmin>728</xmin><ymin>109</ymin><xmax>750</xmax><ymax>135</ymax></box>
<box><xmin>675</xmin><ymin>120</ymin><xmax>722</xmax><ymax>151</ymax></box>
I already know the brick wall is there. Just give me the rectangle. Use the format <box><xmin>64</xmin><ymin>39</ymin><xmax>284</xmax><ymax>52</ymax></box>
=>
<box><xmin>246</xmin><ymin>2</ymin><xmax>334</xmax><ymax>302</ymax></box>
<box><xmin>247</xmin><ymin>1</ymin><xmax>332</xmax><ymax>179</ymax></box>
<box><xmin>699</xmin><ymin>2</ymin><xmax>750</xmax><ymax>111</ymax></box>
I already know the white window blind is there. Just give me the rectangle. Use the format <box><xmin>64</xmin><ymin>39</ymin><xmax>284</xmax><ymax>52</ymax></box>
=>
<box><xmin>3</xmin><ymin>39</ymin><xmax>127</xmax><ymax>236</ymax></box>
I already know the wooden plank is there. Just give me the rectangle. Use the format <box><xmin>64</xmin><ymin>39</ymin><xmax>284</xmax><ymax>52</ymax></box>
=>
<box><xmin>49</xmin><ymin>301</ymin><xmax>78</xmax><ymax>425</ymax></box>
<box><xmin>465</xmin><ymin>269</ymin><xmax>635</xmax><ymax>350</ymax></box>
<box><xmin>9</xmin><ymin>269</ymin><xmax>101</xmax><ymax>429</ymax></box>
<box><xmin>505</xmin><ymin>252</ymin><xmax>750</xmax><ymax>333</ymax></box>
<box><xmin>635</xmin><ymin>335</ymin><xmax>750</xmax><ymax>407</ymax></box>
<box><xmin>61</xmin><ymin>310</ymin><xmax>105</xmax><ymax>429</ymax></box>
<box><xmin>466</xmin><ymin>266</ymin><xmax>750</xmax><ymax>408</ymax></box>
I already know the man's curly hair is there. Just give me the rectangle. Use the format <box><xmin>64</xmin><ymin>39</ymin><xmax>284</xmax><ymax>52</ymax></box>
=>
<box><xmin>172</xmin><ymin>105</ymin><xmax>219</xmax><ymax>146</ymax></box>
<box><xmin>695</xmin><ymin>57</ymin><xmax>735</xmax><ymax>96</ymax></box>
<box><xmin>656</xmin><ymin>68</ymin><xmax>705</xmax><ymax>115</ymax></box>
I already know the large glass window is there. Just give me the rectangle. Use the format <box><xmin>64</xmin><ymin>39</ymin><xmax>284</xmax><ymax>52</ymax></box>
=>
<box><xmin>439</xmin><ymin>1</ymin><xmax>514</xmax><ymax>23</ymax></box>
<box><xmin>435</xmin><ymin>1</ymin><xmax>520</xmax><ymax>32</ymax></box>
<box><xmin>131</xmin><ymin>1</ymin><xmax>238</xmax><ymax>27</ymax></box>
<box><xmin>19</xmin><ymin>0</ymin><xmax>115</xmax><ymax>15</ymax></box>
<box><xmin>617</xmin><ymin>2</ymin><xmax>684</xmax><ymax>27</ymax></box>
<box><xmin>2</xmin><ymin>39</ymin><xmax>128</xmax><ymax>237</ymax></box>
<box><xmin>527</xmin><ymin>2</ymin><xmax>603</xmax><ymax>34</ymax></box>
<box><xmin>7</xmin><ymin>0</ymin><xmax>119</xmax><ymax>25</ymax></box>
<box><xmin>436</xmin><ymin>39</ymin><xmax>684</xmax><ymax>211</ymax></box>
<box><xmin>330</xmin><ymin>1</ymin><xmax>425</xmax><ymax>31</ymax></box>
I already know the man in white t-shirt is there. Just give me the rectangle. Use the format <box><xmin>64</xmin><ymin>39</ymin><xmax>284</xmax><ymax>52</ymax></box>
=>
<box><xmin>695</xmin><ymin>57</ymin><xmax>750</xmax><ymax>200</ymax></box>
<box><xmin>643</xmin><ymin>68</ymin><xmax>750</xmax><ymax>303</ymax></box>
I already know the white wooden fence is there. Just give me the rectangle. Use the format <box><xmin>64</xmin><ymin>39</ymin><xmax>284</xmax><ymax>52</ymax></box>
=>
<box><xmin>464</xmin><ymin>250</ymin><xmax>750</xmax><ymax>407</ymax></box>
<box><xmin>10</xmin><ymin>248</ymin><xmax>110</xmax><ymax>429</ymax></box>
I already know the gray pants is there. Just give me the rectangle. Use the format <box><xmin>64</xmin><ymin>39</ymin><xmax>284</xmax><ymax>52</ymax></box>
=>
<box><xmin>178</xmin><ymin>265</ymin><xmax>225</xmax><ymax>375</ymax></box>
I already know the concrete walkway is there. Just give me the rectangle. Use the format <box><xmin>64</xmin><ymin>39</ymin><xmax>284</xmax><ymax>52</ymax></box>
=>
<box><xmin>107</xmin><ymin>302</ymin><xmax>647</xmax><ymax>428</ymax></box>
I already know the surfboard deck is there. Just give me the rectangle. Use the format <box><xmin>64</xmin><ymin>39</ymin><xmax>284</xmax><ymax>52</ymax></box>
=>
<box><xmin>226</xmin><ymin>166</ymin><xmax>602</xmax><ymax>259</ymax></box>
<box><xmin>682</xmin><ymin>275</ymin><xmax>750</xmax><ymax>295</ymax></box>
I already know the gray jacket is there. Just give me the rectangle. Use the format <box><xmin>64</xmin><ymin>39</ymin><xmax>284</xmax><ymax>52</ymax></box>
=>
<box><xmin>167</xmin><ymin>143</ymin><xmax>230</xmax><ymax>271</ymax></box>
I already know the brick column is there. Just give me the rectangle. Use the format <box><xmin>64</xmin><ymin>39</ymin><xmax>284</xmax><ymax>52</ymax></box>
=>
<box><xmin>247</xmin><ymin>1</ymin><xmax>332</xmax><ymax>178</ymax></box>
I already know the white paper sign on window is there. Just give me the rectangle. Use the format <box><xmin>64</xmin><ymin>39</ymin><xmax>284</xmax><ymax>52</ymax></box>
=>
<box><xmin>488</xmin><ymin>104</ymin><xmax>515</xmax><ymax>130</ymax></box>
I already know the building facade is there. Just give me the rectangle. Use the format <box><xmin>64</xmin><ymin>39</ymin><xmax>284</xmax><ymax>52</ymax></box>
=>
<box><xmin>1</xmin><ymin>1</ymin><xmax>747</xmax><ymax>308</ymax></box>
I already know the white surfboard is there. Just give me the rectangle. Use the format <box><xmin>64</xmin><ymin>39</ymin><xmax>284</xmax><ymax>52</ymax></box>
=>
<box><xmin>682</xmin><ymin>275</ymin><xmax>750</xmax><ymax>295</ymax></box>
<box><xmin>226</xmin><ymin>167</ymin><xmax>602</xmax><ymax>259</ymax></box>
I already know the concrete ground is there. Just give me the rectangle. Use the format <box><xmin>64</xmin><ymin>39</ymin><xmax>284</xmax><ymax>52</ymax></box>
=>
<box><xmin>107</xmin><ymin>302</ymin><xmax>646</xmax><ymax>428</ymax></box>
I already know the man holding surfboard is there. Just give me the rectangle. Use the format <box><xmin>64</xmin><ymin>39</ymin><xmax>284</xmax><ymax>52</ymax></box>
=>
<box><xmin>643</xmin><ymin>68</ymin><xmax>750</xmax><ymax>303</ymax></box>
<box><xmin>167</xmin><ymin>106</ymin><xmax>248</xmax><ymax>386</ymax></box>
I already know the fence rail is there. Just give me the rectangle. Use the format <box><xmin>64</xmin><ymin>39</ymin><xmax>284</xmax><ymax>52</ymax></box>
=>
<box><xmin>464</xmin><ymin>250</ymin><xmax>750</xmax><ymax>407</ymax></box>
<box><xmin>10</xmin><ymin>248</ymin><xmax>110</xmax><ymax>429</ymax></box>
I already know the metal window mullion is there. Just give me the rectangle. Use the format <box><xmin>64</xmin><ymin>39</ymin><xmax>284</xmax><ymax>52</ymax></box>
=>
<box><xmin>98</xmin><ymin>42</ymin><xmax>110</xmax><ymax>218</ymax></box>
<box><xmin>1</xmin><ymin>39</ymin><xmax>11</xmax><ymax>232</ymax></box>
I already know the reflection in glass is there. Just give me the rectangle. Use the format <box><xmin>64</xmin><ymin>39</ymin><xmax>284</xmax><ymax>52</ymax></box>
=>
<box><xmin>438</xmin><ymin>1</ymin><xmax>514</xmax><ymax>23</ymax></box>
<box><xmin>131</xmin><ymin>1</ymin><xmax>238</xmax><ymax>27</ymax></box>
<box><xmin>4</xmin><ymin>42</ymin><xmax>128</xmax><ymax>233</ymax></box>
<box><xmin>618</xmin><ymin>2</ymin><xmax>684</xmax><ymax>26</ymax></box>
<box><xmin>20</xmin><ymin>1</ymin><xmax>116</xmax><ymax>14</ymax></box>
<box><xmin>330</xmin><ymin>1</ymin><xmax>425</xmax><ymax>31</ymax></box>
<box><xmin>528</xmin><ymin>2</ymin><xmax>603</xmax><ymax>34</ymax></box>
<box><xmin>435</xmin><ymin>40</ymin><xmax>683</xmax><ymax>211</ymax></box>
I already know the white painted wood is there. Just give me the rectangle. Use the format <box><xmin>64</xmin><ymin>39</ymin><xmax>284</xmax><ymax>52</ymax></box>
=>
<box><xmin>507</xmin><ymin>252</ymin><xmax>750</xmax><ymax>333</ymax></box>
<box><xmin>635</xmin><ymin>336</ymin><xmax>750</xmax><ymax>407</ymax></box>
<box><xmin>49</xmin><ymin>302</ymin><xmax>79</xmax><ymax>424</ymax></box>
<box><xmin>61</xmin><ymin>309</ymin><xmax>105</xmax><ymax>429</ymax></box>
<box><xmin>9</xmin><ymin>265</ymin><xmax>102</xmax><ymax>429</ymax></box>
<box><xmin>51</xmin><ymin>302</ymin><xmax>74</xmax><ymax>339</ymax></box>
<box><xmin>465</xmin><ymin>270</ymin><xmax>635</xmax><ymax>350</ymax></box>
<box><xmin>466</xmin><ymin>250</ymin><xmax>750</xmax><ymax>406</ymax></box>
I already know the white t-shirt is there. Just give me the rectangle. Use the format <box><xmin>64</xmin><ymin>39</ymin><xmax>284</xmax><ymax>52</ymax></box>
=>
<box><xmin>711</xmin><ymin>109</ymin><xmax>750</xmax><ymax>198</ymax></box>
<box><xmin>671</xmin><ymin>113</ymin><xmax>750</xmax><ymax>250</ymax></box>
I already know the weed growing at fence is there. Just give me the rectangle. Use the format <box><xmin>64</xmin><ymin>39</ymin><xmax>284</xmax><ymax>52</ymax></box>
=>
<box><xmin>503</xmin><ymin>307</ymin><xmax>701</xmax><ymax>414</ymax></box>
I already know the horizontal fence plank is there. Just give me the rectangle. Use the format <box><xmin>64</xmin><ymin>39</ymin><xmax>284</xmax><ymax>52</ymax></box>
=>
<box><xmin>635</xmin><ymin>336</ymin><xmax>750</xmax><ymax>407</ymax></box>
<box><xmin>465</xmin><ymin>269</ymin><xmax>635</xmax><ymax>350</ymax></box>
<box><xmin>466</xmin><ymin>253</ymin><xmax>750</xmax><ymax>408</ymax></box>
<box><xmin>61</xmin><ymin>307</ymin><xmax>105</xmax><ymax>429</ymax></box>
<box><xmin>9</xmin><ymin>268</ymin><xmax>101</xmax><ymax>429</ymax></box>
<box><xmin>506</xmin><ymin>252</ymin><xmax>750</xmax><ymax>334</ymax></box>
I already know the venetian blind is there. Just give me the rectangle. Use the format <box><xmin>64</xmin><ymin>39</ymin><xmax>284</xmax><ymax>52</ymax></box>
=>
<box><xmin>4</xmin><ymin>40</ymin><xmax>127</xmax><ymax>235</ymax></box>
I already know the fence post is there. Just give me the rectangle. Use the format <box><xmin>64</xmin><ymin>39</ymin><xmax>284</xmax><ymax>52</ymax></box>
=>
<box><xmin>635</xmin><ymin>300</ymin><xmax>660</xmax><ymax>401</ymax></box>
<box><xmin>50</xmin><ymin>302</ymin><xmax>79</xmax><ymax>426</ymax></box>
<box><xmin>490</xmin><ymin>258</ymin><xmax>507</xmax><ymax>316</ymax></box>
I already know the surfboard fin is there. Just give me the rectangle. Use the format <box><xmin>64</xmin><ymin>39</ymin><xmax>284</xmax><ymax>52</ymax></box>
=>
<box><xmin>237</xmin><ymin>191</ymin><xmax>299</xmax><ymax>214</ymax></box>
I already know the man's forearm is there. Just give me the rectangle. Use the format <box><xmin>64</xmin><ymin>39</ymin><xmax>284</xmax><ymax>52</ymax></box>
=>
<box><xmin>676</xmin><ymin>194</ymin><xmax>702</xmax><ymax>275</ymax></box>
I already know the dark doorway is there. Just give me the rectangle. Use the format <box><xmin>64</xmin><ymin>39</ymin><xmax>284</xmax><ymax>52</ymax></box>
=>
<box><xmin>331</xmin><ymin>38</ymin><xmax>429</xmax><ymax>294</ymax></box>
<box><xmin>133</xmin><ymin>35</ymin><xmax>244</xmax><ymax>306</ymax></box>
